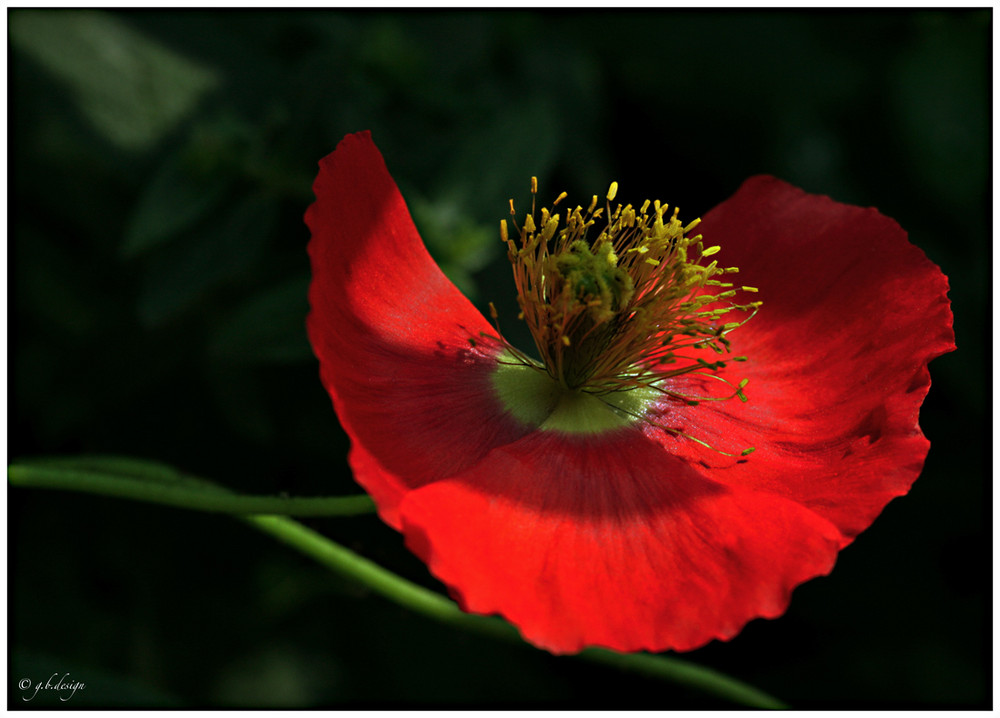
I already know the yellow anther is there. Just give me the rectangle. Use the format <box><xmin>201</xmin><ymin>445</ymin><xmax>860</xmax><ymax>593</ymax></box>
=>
<box><xmin>622</xmin><ymin>205</ymin><xmax>636</xmax><ymax>226</ymax></box>
<box><xmin>542</xmin><ymin>216</ymin><xmax>560</xmax><ymax>241</ymax></box>
<box><xmin>496</xmin><ymin>176</ymin><xmax>759</xmax><ymax>409</ymax></box>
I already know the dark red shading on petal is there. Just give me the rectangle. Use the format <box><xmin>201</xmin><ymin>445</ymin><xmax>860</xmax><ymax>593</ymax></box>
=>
<box><xmin>306</xmin><ymin>132</ymin><xmax>531</xmax><ymax>526</ymax></box>
<box><xmin>656</xmin><ymin>176</ymin><xmax>955</xmax><ymax>542</ymax></box>
<box><xmin>399</xmin><ymin>430</ymin><xmax>844</xmax><ymax>654</ymax></box>
<box><xmin>309</xmin><ymin>144</ymin><xmax>955</xmax><ymax>656</ymax></box>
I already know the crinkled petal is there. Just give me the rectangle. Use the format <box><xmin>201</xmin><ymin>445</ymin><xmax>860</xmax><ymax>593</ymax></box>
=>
<box><xmin>308</xmin><ymin>139</ymin><xmax>955</xmax><ymax>656</ymax></box>
<box><xmin>399</xmin><ymin>430</ymin><xmax>844</xmax><ymax>654</ymax></box>
<box><xmin>654</xmin><ymin>176</ymin><xmax>955</xmax><ymax>540</ymax></box>
<box><xmin>305</xmin><ymin>132</ymin><xmax>530</xmax><ymax>526</ymax></box>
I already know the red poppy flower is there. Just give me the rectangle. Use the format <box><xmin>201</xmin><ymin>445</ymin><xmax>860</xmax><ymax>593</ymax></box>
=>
<box><xmin>306</xmin><ymin>131</ymin><xmax>955</xmax><ymax>655</ymax></box>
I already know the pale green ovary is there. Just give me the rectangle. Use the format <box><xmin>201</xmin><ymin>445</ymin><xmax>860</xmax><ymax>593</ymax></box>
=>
<box><xmin>491</xmin><ymin>357</ymin><xmax>659</xmax><ymax>435</ymax></box>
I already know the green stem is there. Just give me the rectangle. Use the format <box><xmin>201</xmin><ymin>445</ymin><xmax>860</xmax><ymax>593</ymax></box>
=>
<box><xmin>246</xmin><ymin>514</ymin><xmax>787</xmax><ymax>709</ymax></box>
<box><xmin>8</xmin><ymin>461</ymin><xmax>375</xmax><ymax>517</ymax></box>
<box><xmin>10</xmin><ymin>456</ymin><xmax>787</xmax><ymax>708</ymax></box>
<box><xmin>580</xmin><ymin>646</ymin><xmax>787</xmax><ymax>709</ymax></box>
<box><xmin>245</xmin><ymin>515</ymin><xmax>521</xmax><ymax>646</ymax></box>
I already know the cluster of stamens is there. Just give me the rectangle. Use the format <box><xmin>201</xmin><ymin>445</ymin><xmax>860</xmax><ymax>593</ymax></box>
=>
<box><xmin>489</xmin><ymin>178</ymin><xmax>762</xmax><ymax>422</ymax></box>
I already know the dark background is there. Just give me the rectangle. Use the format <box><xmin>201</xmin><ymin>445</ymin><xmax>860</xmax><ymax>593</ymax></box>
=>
<box><xmin>9</xmin><ymin>9</ymin><xmax>989</xmax><ymax>708</ymax></box>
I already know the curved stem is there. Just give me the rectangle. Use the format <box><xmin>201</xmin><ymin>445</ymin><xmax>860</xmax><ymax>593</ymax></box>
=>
<box><xmin>245</xmin><ymin>515</ymin><xmax>521</xmax><ymax>646</ymax></box>
<box><xmin>580</xmin><ymin>646</ymin><xmax>787</xmax><ymax>709</ymax></box>
<box><xmin>8</xmin><ymin>460</ymin><xmax>375</xmax><ymax>517</ymax></box>
<box><xmin>247</xmin><ymin>514</ymin><xmax>788</xmax><ymax>709</ymax></box>
<box><xmin>10</xmin><ymin>455</ymin><xmax>787</xmax><ymax>708</ymax></box>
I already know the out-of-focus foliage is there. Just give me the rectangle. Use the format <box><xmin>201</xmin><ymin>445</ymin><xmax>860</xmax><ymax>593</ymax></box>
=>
<box><xmin>10</xmin><ymin>9</ymin><xmax>988</xmax><ymax>708</ymax></box>
<box><xmin>11</xmin><ymin>11</ymin><xmax>218</xmax><ymax>150</ymax></box>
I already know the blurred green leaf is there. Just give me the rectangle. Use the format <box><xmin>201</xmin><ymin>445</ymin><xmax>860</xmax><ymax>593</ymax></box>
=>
<box><xmin>210</xmin><ymin>276</ymin><xmax>312</xmax><ymax>365</ymax></box>
<box><xmin>210</xmin><ymin>645</ymin><xmax>346</xmax><ymax>707</ymax></box>
<box><xmin>359</xmin><ymin>17</ymin><xmax>428</xmax><ymax>88</ymax></box>
<box><xmin>122</xmin><ymin>151</ymin><xmax>233</xmax><ymax>258</ymax></box>
<box><xmin>10</xmin><ymin>10</ymin><xmax>217</xmax><ymax>151</ymax></box>
<box><xmin>137</xmin><ymin>190</ymin><xmax>278</xmax><ymax>326</ymax></box>
<box><xmin>399</xmin><ymin>97</ymin><xmax>563</xmax><ymax>299</ymax></box>
<box><xmin>438</xmin><ymin>97</ymin><xmax>562</xmax><ymax>210</ymax></box>
<box><xmin>410</xmin><ymin>197</ymin><xmax>497</xmax><ymax>300</ymax></box>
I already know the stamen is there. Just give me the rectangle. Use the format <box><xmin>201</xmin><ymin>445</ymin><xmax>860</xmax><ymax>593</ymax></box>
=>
<box><xmin>489</xmin><ymin>180</ymin><xmax>762</xmax><ymax>456</ymax></box>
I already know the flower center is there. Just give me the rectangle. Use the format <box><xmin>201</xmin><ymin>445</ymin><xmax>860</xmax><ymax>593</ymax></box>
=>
<box><xmin>483</xmin><ymin>179</ymin><xmax>760</xmax><ymax>452</ymax></box>
<box><xmin>501</xmin><ymin>178</ymin><xmax>760</xmax><ymax>386</ymax></box>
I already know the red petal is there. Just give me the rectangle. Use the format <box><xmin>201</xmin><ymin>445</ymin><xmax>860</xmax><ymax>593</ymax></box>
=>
<box><xmin>306</xmin><ymin>132</ymin><xmax>529</xmax><ymax>526</ymax></box>
<box><xmin>399</xmin><ymin>430</ymin><xmax>844</xmax><ymax>654</ymax></box>
<box><xmin>309</xmin><ymin>145</ymin><xmax>955</xmax><ymax>655</ymax></box>
<box><xmin>655</xmin><ymin>176</ymin><xmax>955</xmax><ymax>540</ymax></box>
